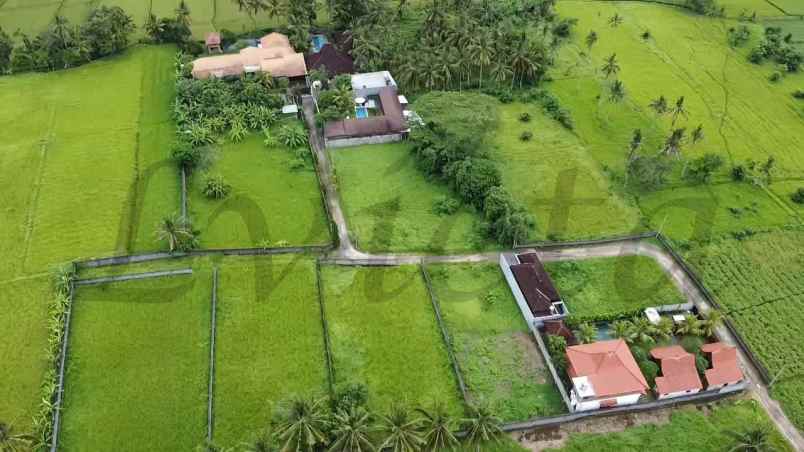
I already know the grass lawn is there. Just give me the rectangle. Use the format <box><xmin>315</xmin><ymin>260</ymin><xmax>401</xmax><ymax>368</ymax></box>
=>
<box><xmin>490</xmin><ymin>103</ymin><xmax>641</xmax><ymax>241</ymax></box>
<box><xmin>427</xmin><ymin>263</ymin><xmax>565</xmax><ymax>421</ymax></box>
<box><xmin>187</xmin><ymin>133</ymin><xmax>330</xmax><ymax>249</ymax></box>
<box><xmin>60</xmin><ymin>266</ymin><xmax>211</xmax><ymax>451</ymax></box>
<box><xmin>549</xmin><ymin>399</ymin><xmax>792</xmax><ymax>451</ymax></box>
<box><xmin>331</xmin><ymin>143</ymin><xmax>490</xmax><ymax>253</ymax></box>
<box><xmin>321</xmin><ymin>265</ymin><xmax>463</xmax><ymax>415</ymax></box>
<box><xmin>545</xmin><ymin>256</ymin><xmax>686</xmax><ymax>321</ymax></box>
<box><xmin>214</xmin><ymin>256</ymin><xmax>328</xmax><ymax>447</ymax></box>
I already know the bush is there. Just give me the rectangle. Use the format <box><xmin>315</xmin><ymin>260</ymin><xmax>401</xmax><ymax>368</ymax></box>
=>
<box><xmin>627</xmin><ymin>155</ymin><xmax>672</xmax><ymax>191</ymax></box>
<box><xmin>432</xmin><ymin>196</ymin><xmax>460</xmax><ymax>216</ymax></box>
<box><xmin>519</xmin><ymin>131</ymin><xmax>533</xmax><ymax>141</ymax></box>
<box><xmin>334</xmin><ymin>383</ymin><xmax>369</xmax><ymax>411</ymax></box>
<box><xmin>680</xmin><ymin>335</ymin><xmax>705</xmax><ymax>355</ymax></box>
<box><xmin>793</xmin><ymin>89</ymin><xmax>804</xmax><ymax>99</ymax></box>
<box><xmin>170</xmin><ymin>140</ymin><xmax>214</xmax><ymax>171</ymax></box>
<box><xmin>638</xmin><ymin>360</ymin><xmax>659</xmax><ymax>387</ymax></box>
<box><xmin>731</xmin><ymin>165</ymin><xmax>747</xmax><ymax>181</ymax></box>
<box><xmin>791</xmin><ymin>188</ymin><xmax>804</xmax><ymax>204</ymax></box>
<box><xmin>277</xmin><ymin>124</ymin><xmax>308</xmax><ymax>148</ymax></box>
<box><xmin>684</xmin><ymin>153</ymin><xmax>724</xmax><ymax>184</ymax></box>
<box><xmin>202</xmin><ymin>174</ymin><xmax>231</xmax><ymax>199</ymax></box>
<box><xmin>769</xmin><ymin>71</ymin><xmax>782</xmax><ymax>83</ymax></box>
<box><xmin>519</xmin><ymin>112</ymin><xmax>531</xmax><ymax>122</ymax></box>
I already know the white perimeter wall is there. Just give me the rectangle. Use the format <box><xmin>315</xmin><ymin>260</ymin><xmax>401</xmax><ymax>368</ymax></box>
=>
<box><xmin>325</xmin><ymin>133</ymin><xmax>404</xmax><ymax>149</ymax></box>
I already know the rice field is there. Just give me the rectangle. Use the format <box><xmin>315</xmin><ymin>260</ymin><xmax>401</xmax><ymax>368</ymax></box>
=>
<box><xmin>427</xmin><ymin>263</ymin><xmax>565</xmax><ymax>421</ymax></box>
<box><xmin>59</xmin><ymin>268</ymin><xmax>211</xmax><ymax>451</ymax></box>
<box><xmin>213</xmin><ymin>256</ymin><xmax>328</xmax><ymax>447</ymax></box>
<box><xmin>187</xmin><ymin>133</ymin><xmax>330</xmax><ymax>249</ymax></box>
<box><xmin>321</xmin><ymin>264</ymin><xmax>464</xmax><ymax>415</ymax></box>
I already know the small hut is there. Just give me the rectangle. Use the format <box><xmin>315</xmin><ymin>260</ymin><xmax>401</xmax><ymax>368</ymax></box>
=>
<box><xmin>205</xmin><ymin>32</ymin><xmax>222</xmax><ymax>54</ymax></box>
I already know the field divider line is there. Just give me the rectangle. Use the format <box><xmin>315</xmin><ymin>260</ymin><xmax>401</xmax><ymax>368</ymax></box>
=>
<box><xmin>419</xmin><ymin>263</ymin><xmax>470</xmax><ymax>405</ymax></box>
<box><xmin>22</xmin><ymin>106</ymin><xmax>57</xmax><ymax>274</ymax></box>
<box><xmin>74</xmin><ymin>269</ymin><xmax>193</xmax><ymax>286</ymax></box>
<box><xmin>49</xmin><ymin>280</ymin><xmax>75</xmax><ymax>452</ymax></box>
<box><xmin>207</xmin><ymin>267</ymin><xmax>219</xmax><ymax>442</ymax></box>
<box><xmin>315</xmin><ymin>259</ymin><xmax>336</xmax><ymax>397</ymax></box>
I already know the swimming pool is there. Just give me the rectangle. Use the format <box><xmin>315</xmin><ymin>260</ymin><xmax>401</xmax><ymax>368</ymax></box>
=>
<box><xmin>311</xmin><ymin>34</ymin><xmax>329</xmax><ymax>53</ymax></box>
<box><xmin>355</xmin><ymin>106</ymin><xmax>369</xmax><ymax>119</ymax></box>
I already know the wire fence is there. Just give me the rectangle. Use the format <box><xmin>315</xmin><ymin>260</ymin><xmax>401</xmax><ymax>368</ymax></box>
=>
<box><xmin>49</xmin><ymin>279</ymin><xmax>74</xmax><ymax>452</ymax></box>
<box><xmin>315</xmin><ymin>259</ymin><xmax>336</xmax><ymax>397</ymax></box>
<box><xmin>74</xmin><ymin>269</ymin><xmax>193</xmax><ymax>286</ymax></box>
<box><xmin>207</xmin><ymin>267</ymin><xmax>219</xmax><ymax>442</ymax></box>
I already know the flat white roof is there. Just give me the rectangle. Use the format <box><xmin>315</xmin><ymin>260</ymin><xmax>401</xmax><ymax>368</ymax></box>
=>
<box><xmin>281</xmin><ymin>104</ymin><xmax>298</xmax><ymax>114</ymax></box>
<box><xmin>572</xmin><ymin>376</ymin><xmax>596</xmax><ymax>399</ymax></box>
<box><xmin>351</xmin><ymin>71</ymin><xmax>397</xmax><ymax>90</ymax></box>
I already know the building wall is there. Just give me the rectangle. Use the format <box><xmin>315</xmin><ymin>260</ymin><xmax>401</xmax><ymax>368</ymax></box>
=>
<box><xmin>657</xmin><ymin>388</ymin><xmax>701</xmax><ymax>400</ymax></box>
<box><xmin>571</xmin><ymin>392</ymin><xmax>642</xmax><ymax>412</ymax></box>
<box><xmin>499</xmin><ymin>253</ymin><xmax>537</xmax><ymax>328</ymax></box>
<box><xmin>325</xmin><ymin>133</ymin><xmax>404</xmax><ymax>149</ymax></box>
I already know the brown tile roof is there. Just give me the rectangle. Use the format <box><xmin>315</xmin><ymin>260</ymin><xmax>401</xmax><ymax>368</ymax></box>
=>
<box><xmin>516</xmin><ymin>253</ymin><xmax>561</xmax><ymax>302</ymax></box>
<box><xmin>260</xmin><ymin>32</ymin><xmax>291</xmax><ymax>49</ymax></box>
<box><xmin>192</xmin><ymin>33</ymin><xmax>307</xmax><ymax>79</ymax></box>
<box><xmin>701</xmin><ymin>342</ymin><xmax>743</xmax><ymax>387</ymax></box>
<box><xmin>567</xmin><ymin>339</ymin><xmax>649</xmax><ymax>398</ymax></box>
<box><xmin>650</xmin><ymin>345</ymin><xmax>703</xmax><ymax>395</ymax></box>
<box><xmin>511</xmin><ymin>264</ymin><xmax>554</xmax><ymax>316</ymax></box>
<box><xmin>324</xmin><ymin>86</ymin><xmax>406</xmax><ymax>140</ymax></box>
<box><xmin>306</xmin><ymin>43</ymin><xmax>354</xmax><ymax>75</ymax></box>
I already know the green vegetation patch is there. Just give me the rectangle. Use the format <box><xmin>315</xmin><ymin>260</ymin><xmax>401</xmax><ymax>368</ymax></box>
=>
<box><xmin>331</xmin><ymin>143</ymin><xmax>488</xmax><ymax>253</ymax></box>
<box><xmin>214</xmin><ymin>256</ymin><xmax>328</xmax><ymax>447</ymax></box>
<box><xmin>428</xmin><ymin>263</ymin><xmax>565</xmax><ymax>421</ymax></box>
<box><xmin>321</xmin><ymin>265</ymin><xmax>463</xmax><ymax>414</ymax></box>
<box><xmin>549</xmin><ymin>399</ymin><xmax>792</xmax><ymax>451</ymax></box>
<box><xmin>545</xmin><ymin>256</ymin><xmax>686</xmax><ymax>321</ymax></box>
<box><xmin>60</xmin><ymin>267</ymin><xmax>211</xmax><ymax>451</ymax></box>
<box><xmin>188</xmin><ymin>133</ymin><xmax>330</xmax><ymax>249</ymax></box>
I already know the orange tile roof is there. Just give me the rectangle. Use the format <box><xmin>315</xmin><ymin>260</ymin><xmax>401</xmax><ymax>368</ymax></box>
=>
<box><xmin>701</xmin><ymin>342</ymin><xmax>743</xmax><ymax>386</ymax></box>
<box><xmin>191</xmin><ymin>33</ymin><xmax>307</xmax><ymax>79</ymax></box>
<box><xmin>650</xmin><ymin>345</ymin><xmax>703</xmax><ymax>395</ymax></box>
<box><xmin>566</xmin><ymin>339</ymin><xmax>649</xmax><ymax>398</ymax></box>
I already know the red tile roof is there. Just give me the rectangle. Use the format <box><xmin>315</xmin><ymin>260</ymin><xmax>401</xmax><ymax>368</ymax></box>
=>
<box><xmin>650</xmin><ymin>345</ymin><xmax>703</xmax><ymax>395</ymax></box>
<box><xmin>306</xmin><ymin>43</ymin><xmax>354</xmax><ymax>75</ymax></box>
<box><xmin>324</xmin><ymin>86</ymin><xmax>406</xmax><ymax>140</ymax></box>
<box><xmin>701</xmin><ymin>342</ymin><xmax>743</xmax><ymax>387</ymax></box>
<box><xmin>566</xmin><ymin>339</ymin><xmax>649</xmax><ymax>398</ymax></box>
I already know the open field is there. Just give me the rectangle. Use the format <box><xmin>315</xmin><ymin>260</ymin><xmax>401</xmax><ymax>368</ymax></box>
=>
<box><xmin>427</xmin><ymin>263</ymin><xmax>565</xmax><ymax>421</ymax></box>
<box><xmin>545</xmin><ymin>255</ymin><xmax>685</xmax><ymax>321</ymax></box>
<box><xmin>214</xmin><ymin>256</ymin><xmax>328</xmax><ymax>447</ymax></box>
<box><xmin>321</xmin><ymin>265</ymin><xmax>464</xmax><ymax>414</ymax></box>
<box><xmin>490</xmin><ymin>103</ymin><xmax>641</xmax><ymax>241</ymax></box>
<box><xmin>60</xmin><ymin>268</ymin><xmax>211</xmax><ymax>451</ymax></box>
<box><xmin>685</xmin><ymin>230</ymin><xmax>804</xmax><ymax>429</ymax></box>
<box><xmin>331</xmin><ymin>143</ymin><xmax>489</xmax><ymax>253</ymax></box>
<box><xmin>187</xmin><ymin>133</ymin><xmax>330</xmax><ymax>249</ymax></box>
<box><xmin>549</xmin><ymin>399</ymin><xmax>791</xmax><ymax>451</ymax></box>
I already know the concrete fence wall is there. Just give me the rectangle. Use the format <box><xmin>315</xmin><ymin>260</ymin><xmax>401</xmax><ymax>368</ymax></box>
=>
<box><xmin>325</xmin><ymin>133</ymin><xmax>404</xmax><ymax>149</ymax></box>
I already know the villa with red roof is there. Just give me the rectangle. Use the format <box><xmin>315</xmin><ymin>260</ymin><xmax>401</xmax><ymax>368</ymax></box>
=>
<box><xmin>701</xmin><ymin>342</ymin><xmax>745</xmax><ymax>389</ymax></box>
<box><xmin>651</xmin><ymin>345</ymin><xmax>703</xmax><ymax>399</ymax></box>
<box><xmin>565</xmin><ymin>339</ymin><xmax>649</xmax><ymax>412</ymax></box>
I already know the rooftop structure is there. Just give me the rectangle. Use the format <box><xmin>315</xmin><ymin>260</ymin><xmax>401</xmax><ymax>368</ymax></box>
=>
<box><xmin>205</xmin><ymin>32</ymin><xmax>222</xmax><ymax>53</ymax></box>
<box><xmin>323</xmin><ymin>86</ymin><xmax>406</xmax><ymax>144</ymax></box>
<box><xmin>701</xmin><ymin>342</ymin><xmax>744</xmax><ymax>388</ymax></box>
<box><xmin>192</xmin><ymin>33</ymin><xmax>307</xmax><ymax>80</ymax></box>
<box><xmin>351</xmin><ymin>71</ymin><xmax>398</xmax><ymax>96</ymax></box>
<box><xmin>650</xmin><ymin>345</ymin><xmax>703</xmax><ymax>399</ymax></box>
<box><xmin>499</xmin><ymin>252</ymin><xmax>568</xmax><ymax>328</ymax></box>
<box><xmin>305</xmin><ymin>43</ymin><xmax>355</xmax><ymax>76</ymax></box>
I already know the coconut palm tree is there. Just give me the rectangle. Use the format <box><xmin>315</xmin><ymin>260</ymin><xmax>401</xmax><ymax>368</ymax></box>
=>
<box><xmin>417</xmin><ymin>402</ymin><xmax>459</xmax><ymax>452</ymax></box>
<box><xmin>0</xmin><ymin>422</ymin><xmax>32</xmax><ymax>452</ymax></box>
<box><xmin>175</xmin><ymin>0</ymin><xmax>192</xmax><ymax>27</ymax></box>
<box><xmin>631</xmin><ymin>317</ymin><xmax>658</xmax><ymax>345</ymax></box>
<box><xmin>378</xmin><ymin>406</ymin><xmax>424</xmax><ymax>452</ymax></box>
<box><xmin>577</xmin><ymin>322</ymin><xmax>598</xmax><ymax>344</ymax></box>
<box><xmin>656</xmin><ymin>317</ymin><xmax>675</xmax><ymax>341</ymax></box>
<box><xmin>273</xmin><ymin>397</ymin><xmax>330</xmax><ymax>452</ymax></box>
<box><xmin>156</xmin><ymin>215</ymin><xmax>196</xmax><ymax>253</ymax></box>
<box><xmin>676</xmin><ymin>314</ymin><xmax>704</xmax><ymax>337</ymax></box>
<box><xmin>609</xmin><ymin>13</ymin><xmax>623</xmax><ymax>27</ymax></box>
<box><xmin>461</xmin><ymin>404</ymin><xmax>503</xmax><ymax>451</ymax></box>
<box><xmin>727</xmin><ymin>428</ymin><xmax>773</xmax><ymax>451</ymax></box>
<box><xmin>601</xmin><ymin>53</ymin><xmax>620</xmax><ymax>78</ymax></box>
<box><xmin>611</xmin><ymin>319</ymin><xmax>636</xmax><ymax>344</ymax></box>
<box><xmin>585</xmin><ymin>30</ymin><xmax>598</xmax><ymax>50</ymax></box>
<box><xmin>469</xmin><ymin>32</ymin><xmax>494</xmax><ymax>88</ymax></box>
<box><xmin>490</xmin><ymin>60</ymin><xmax>513</xmax><ymax>86</ymax></box>
<box><xmin>700</xmin><ymin>310</ymin><xmax>723</xmax><ymax>338</ymax></box>
<box><xmin>670</xmin><ymin>95</ymin><xmax>688</xmax><ymax>125</ymax></box>
<box><xmin>609</xmin><ymin>80</ymin><xmax>625</xmax><ymax>102</ymax></box>
<box><xmin>328</xmin><ymin>406</ymin><xmax>374</xmax><ymax>452</ymax></box>
<box><xmin>510</xmin><ymin>40</ymin><xmax>537</xmax><ymax>88</ymax></box>
<box><xmin>691</xmin><ymin>123</ymin><xmax>705</xmax><ymax>144</ymax></box>
<box><xmin>649</xmin><ymin>95</ymin><xmax>668</xmax><ymax>114</ymax></box>
<box><xmin>660</xmin><ymin>128</ymin><xmax>686</xmax><ymax>159</ymax></box>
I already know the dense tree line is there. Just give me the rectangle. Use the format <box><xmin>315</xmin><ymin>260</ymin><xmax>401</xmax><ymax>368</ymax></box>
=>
<box><xmin>749</xmin><ymin>26</ymin><xmax>802</xmax><ymax>73</ymax></box>
<box><xmin>0</xmin><ymin>6</ymin><xmax>134</xmax><ymax>74</ymax></box>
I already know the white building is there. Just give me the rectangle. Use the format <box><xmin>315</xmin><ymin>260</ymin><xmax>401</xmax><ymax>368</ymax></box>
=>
<box><xmin>351</xmin><ymin>71</ymin><xmax>398</xmax><ymax>97</ymax></box>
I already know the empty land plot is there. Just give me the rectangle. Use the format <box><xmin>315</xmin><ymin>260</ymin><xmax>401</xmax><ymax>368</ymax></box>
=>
<box><xmin>60</xmin><ymin>266</ymin><xmax>211</xmax><ymax>451</ymax></box>
<box><xmin>214</xmin><ymin>256</ymin><xmax>328</xmax><ymax>447</ymax></box>
<box><xmin>331</xmin><ymin>143</ymin><xmax>489</xmax><ymax>253</ymax></box>
<box><xmin>321</xmin><ymin>265</ymin><xmax>463</xmax><ymax>414</ymax></box>
<box><xmin>545</xmin><ymin>255</ymin><xmax>686</xmax><ymax>321</ymax></box>
<box><xmin>490</xmin><ymin>103</ymin><xmax>641</xmax><ymax>241</ymax></box>
<box><xmin>427</xmin><ymin>263</ymin><xmax>565</xmax><ymax>421</ymax></box>
<box><xmin>187</xmin><ymin>133</ymin><xmax>330</xmax><ymax>249</ymax></box>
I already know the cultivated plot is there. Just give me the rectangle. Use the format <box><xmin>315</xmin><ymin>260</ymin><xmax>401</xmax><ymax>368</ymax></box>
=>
<box><xmin>214</xmin><ymin>256</ymin><xmax>328</xmax><ymax>447</ymax></box>
<box><xmin>331</xmin><ymin>143</ymin><xmax>488</xmax><ymax>253</ymax></box>
<box><xmin>60</xmin><ymin>267</ymin><xmax>212</xmax><ymax>451</ymax></box>
<box><xmin>428</xmin><ymin>263</ymin><xmax>565</xmax><ymax>421</ymax></box>
<box><xmin>321</xmin><ymin>265</ymin><xmax>464</xmax><ymax>414</ymax></box>
<box><xmin>187</xmin><ymin>133</ymin><xmax>330</xmax><ymax>249</ymax></box>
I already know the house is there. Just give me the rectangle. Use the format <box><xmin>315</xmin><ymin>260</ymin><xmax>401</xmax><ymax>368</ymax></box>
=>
<box><xmin>701</xmin><ymin>342</ymin><xmax>745</xmax><ymax>389</ymax></box>
<box><xmin>499</xmin><ymin>252</ymin><xmax>568</xmax><ymax>328</ymax></box>
<box><xmin>305</xmin><ymin>43</ymin><xmax>354</xmax><ymax>76</ymax></box>
<box><xmin>565</xmin><ymin>339</ymin><xmax>649</xmax><ymax>412</ymax></box>
<box><xmin>323</xmin><ymin>85</ymin><xmax>408</xmax><ymax>148</ymax></box>
<box><xmin>351</xmin><ymin>71</ymin><xmax>398</xmax><ymax>97</ymax></box>
<box><xmin>205</xmin><ymin>32</ymin><xmax>222</xmax><ymax>53</ymax></box>
<box><xmin>650</xmin><ymin>345</ymin><xmax>703</xmax><ymax>399</ymax></box>
<box><xmin>191</xmin><ymin>32</ymin><xmax>307</xmax><ymax>81</ymax></box>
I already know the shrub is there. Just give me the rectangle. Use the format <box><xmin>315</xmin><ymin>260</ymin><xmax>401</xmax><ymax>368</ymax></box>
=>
<box><xmin>684</xmin><ymin>153</ymin><xmax>724</xmax><ymax>184</ymax></box>
<box><xmin>793</xmin><ymin>89</ymin><xmax>804</xmax><ymax>99</ymax></box>
<box><xmin>791</xmin><ymin>188</ymin><xmax>804</xmax><ymax>204</ymax></box>
<box><xmin>731</xmin><ymin>165</ymin><xmax>747</xmax><ymax>181</ymax></box>
<box><xmin>432</xmin><ymin>196</ymin><xmax>460</xmax><ymax>216</ymax></box>
<box><xmin>202</xmin><ymin>174</ymin><xmax>231</xmax><ymax>199</ymax></box>
<box><xmin>680</xmin><ymin>335</ymin><xmax>704</xmax><ymax>355</ymax></box>
<box><xmin>518</xmin><ymin>112</ymin><xmax>531</xmax><ymax>122</ymax></box>
<box><xmin>482</xmin><ymin>292</ymin><xmax>499</xmax><ymax>311</ymax></box>
<box><xmin>627</xmin><ymin>155</ymin><xmax>672</xmax><ymax>191</ymax></box>
<box><xmin>638</xmin><ymin>360</ymin><xmax>659</xmax><ymax>387</ymax></box>
<box><xmin>769</xmin><ymin>71</ymin><xmax>782</xmax><ymax>83</ymax></box>
<box><xmin>170</xmin><ymin>140</ymin><xmax>214</xmax><ymax>171</ymax></box>
<box><xmin>727</xmin><ymin>25</ymin><xmax>751</xmax><ymax>47</ymax></box>
<box><xmin>277</xmin><ymin>124</ymin><xmax>308</xmax><ymax>148</ymax></box>
<box><xmin>641</xmin><ymin>30</ymin><xmax>651</xmax><ymax>40</ymax></box>
<box><xmin>334</xmin><ymin>383</ymin><xmax>369</xmax><ymax>411</ymax></box>
<box><xmin>519</xmin><ymin>131</ymin><xmax>533</xmax><ymax>141</ymax></box>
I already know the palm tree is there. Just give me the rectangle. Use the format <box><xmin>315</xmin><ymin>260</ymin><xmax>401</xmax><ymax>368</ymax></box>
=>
<box><xmin>660</xmin><ymin>128</ymin><xmax>686</xmax><ymax>159</ymax></box>
<box><xmin>601</xmin><ymin>53</ymin><xmax>620</xmax><ymax>78</ymax></box>
<box><xmin>144</xmin><ymin>13</ymin><xmax>165</xmax><ymax>42</ymax></box>
<box><xmin>0</xmin><ymin>422</ymin><xmax>32</xmax><ymax>452</ymax></box>
<box><xmin>156</xmin><ymin>215</ymin><xmax>196</xmax><ymax>253</ymax></box>
<box><xmin>490</xmin><ymin>60</ymin><xmax>513</xmax><ymax>86</ymax></box>
<box><xmin>676</xmin><ymin>314</ymin><xmax>704</xmax><ymax>337</ymax></box>
<box><xmin>328</xmin><ymin>406</ymin><xmax>374</xmax><ymax>452</ymax></box>
<box><xmin>577</xmin><ymin>322</ymin><xmax>598</xmax><ymax>344</ymax></box>
<box><xmin>631</xmin><ymin>317</ymin><xmax>657</xmax><ymax>345</ymax></box>
<box><xmin>691</xmin><ymin>123</ymin><xmax>705</xmax><ymax>144</ymax></box>
<box><xmin>417</xmin><ymin>402</ymin><xmax>459</xmax><ymax>452</ymax></box>
<box><xmin>609</xmin><ymin>13</ymin><xmax>623</xmax><ymax>27</ymax></box>
<box><xmin>627</xmin><ymin>128</ymin><xmax>642</xmax><ymax>162</ymax></box>
<box><xmin>510</xmin><ymin>40</ymin><xmax>537</xmax><ymax>88</ymax></box>
<box><xmin>649</xmin><ymin>95</ymin><xmax>668</xmax><ymax>114</ymax></box>
<box><xmin>175</xmin><ymin>0</ymin><xmax>192</xmax><ymax>27</ymax></box>
<box><xmin>470</xmin><ymin>32</ymin><xmax>494</xmax><ymax>88</ymax></box>
<box><xmin>727</xmin><ymin>428</ymin><xmax>773</xmax><ymax>451</ymax></box>
<box><xmin>273</xmin><ymin>397</ymin><xmax>330</xmax><ymax>452</ymax></box>
<box><xmin>378</xmin><ymin>406</ymin><xmax>424</xmax><ymax>452</ymax></box>
<box><xmin>609</xmin><ymin>80</ymin><xmax>625</xmax><ymax>102</ymax></box>
<box><xmin>611</xmin><ymin>319</ymin><xmax>635</xmax><ymax>343</ymax></box>
<box><xmin>656</xmin><ymin>317</ymin><xmax>675</xmax><ymax>341</ymax></box>
<box><xmin>585</xmin><ymin>30</ymin><xmax>598</xmax><ymax>50</ymax></box>
<box><xmin>700</xmin><ymin>310</ymin><xmax>723</xmax><ymax>338</ymax></box>
<box><xmin>670</xmin><ymin>95</ymin><xmax>688</xmax><ymax>125</ymax></box>
<box><xmin>265</xmin><ymin>0</ymin><xmax>286</xmax><ymax>20</ymax></box>
<box><xmin>461</xmin><ymin>404</ymin><xmax>503</xmax><ymax>451</ymax></box>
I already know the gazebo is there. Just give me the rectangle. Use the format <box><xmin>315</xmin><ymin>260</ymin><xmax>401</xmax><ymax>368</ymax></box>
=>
<box><xmin>205</xmin><ymin>32</ymin><xmax>222</xmax><ymax>54</ymax></box>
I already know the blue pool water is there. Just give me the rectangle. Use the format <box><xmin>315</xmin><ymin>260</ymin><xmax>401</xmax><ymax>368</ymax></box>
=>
<box><xmin>355</xmin><ymin>106</ymin><xmax>369</xmax><ymax>119</ymax></box>
<box><xmin>311</xmin><ymin>34</ymin><xmax>329</xmax><ymax>53</ymax></box>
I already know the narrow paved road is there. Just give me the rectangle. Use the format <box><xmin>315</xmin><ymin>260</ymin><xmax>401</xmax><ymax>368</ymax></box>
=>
<box><xmin>302</xmin><ymin>98</ymin><xmax>804</xmax><ymax>449</ymax></box>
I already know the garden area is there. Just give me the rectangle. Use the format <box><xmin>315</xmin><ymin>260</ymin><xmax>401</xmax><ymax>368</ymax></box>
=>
<box><xmin>320</xmin><ymin>264</ymin><xmax>464</xmax><ymax>415</ymax></box>
<box><xmin>427</xmin><ymin>263</ymin><xmax>566</xmax><ymax>421</ymax></box>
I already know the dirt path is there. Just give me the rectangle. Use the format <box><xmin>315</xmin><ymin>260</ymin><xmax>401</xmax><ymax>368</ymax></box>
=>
<box><xmin>301</xmin><ymin>99</ymin><xmax>803</xmax><ymax>449</ymax></box>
